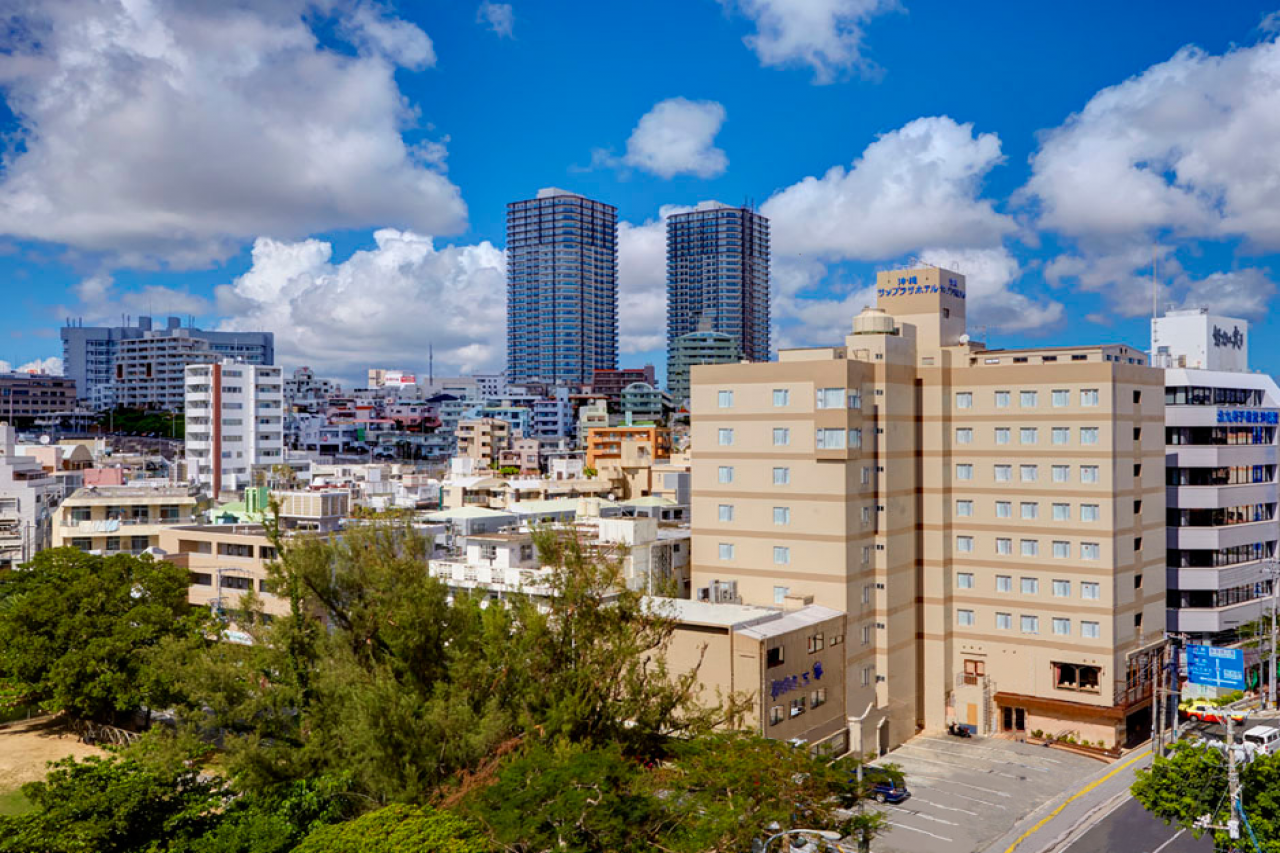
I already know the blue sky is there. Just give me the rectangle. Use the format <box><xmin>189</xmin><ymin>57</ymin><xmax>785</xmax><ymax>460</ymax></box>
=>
<box><xmin>0</xmin><ymin>0</ymin><xmax>1278</xmax><ymax>385</ymax></box>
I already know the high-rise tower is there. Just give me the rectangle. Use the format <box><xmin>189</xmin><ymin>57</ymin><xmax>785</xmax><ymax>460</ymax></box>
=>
<box><xmin>507</xmin><ymin>189</ymin><xmax>618</xmax><ymax>385</ymax></box>
<box><xmin>666</xmin><ymin>202</ymin><xmax>769</xmax><ymax>399</ymax></box>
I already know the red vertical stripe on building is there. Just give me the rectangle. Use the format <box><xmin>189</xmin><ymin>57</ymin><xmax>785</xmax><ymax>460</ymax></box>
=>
<box><xmin>211</xmin><ymin>362</ymin><xmax>222</xmax><ymax>497</ymax></box>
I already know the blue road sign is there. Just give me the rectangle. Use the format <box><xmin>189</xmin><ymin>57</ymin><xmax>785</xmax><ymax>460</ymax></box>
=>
<box><xmin>1186</xmin><ymin>645</ymin><xmax>1246</xmax><ymax>690</ymax></box>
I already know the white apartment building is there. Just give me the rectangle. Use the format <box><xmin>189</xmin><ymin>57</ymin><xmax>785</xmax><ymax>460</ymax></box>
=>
<box><xmin>0</xmin><ymin>424</ymin><xmax>59</xmax><ymax>566</ymax></box>
<box><xmin>1153</xmin><ymin>310</ymin><xmax>1280</xmax><ymax>644</ymax></box>
<box><xmin>185</xmin><ymin>363</ymin><xmax>284</xmax><ymax>497</ymax></box>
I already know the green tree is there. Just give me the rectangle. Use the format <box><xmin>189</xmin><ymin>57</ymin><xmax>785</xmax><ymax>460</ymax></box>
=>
<box><xmin>292</xmin><ymin>804</ymin><xmax>489</xmax><ymax>853</ymax></box>
<box><xmin>0</xmin><ymin>548</ymin><xmax>204</xmax><ymax>722</ymax></box>
<box><xmin>0</xmin><ymin>753</ymin><xmax>224</xmax><ymax>853</ymax></box>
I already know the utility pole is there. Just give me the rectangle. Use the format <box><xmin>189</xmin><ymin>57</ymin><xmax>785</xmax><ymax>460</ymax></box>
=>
<box><xmin>1266</xmin><ymin>560</ymin><xmax>1279</xmax><ymax>710</ymax></box>
<box><xmin>1153</xmin><ymin>646</ymin><xmax>1163</xmax><ymax>755</ymax></box>
<box><xmin>1226</xmin><ymin>713</ymin><xmax>1241</xmax><ymax>843</ymax></box>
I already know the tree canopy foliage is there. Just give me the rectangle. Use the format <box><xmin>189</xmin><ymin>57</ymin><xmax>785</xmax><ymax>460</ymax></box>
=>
<box><xmin>0</xmin><ymin>522</ymin><xmax>880</xmax><ymax>852</ymax></box>
<box><xmin>0</xmin><ymin>548</ymin><xmax>203</xmax><ymax>722</ymax></box>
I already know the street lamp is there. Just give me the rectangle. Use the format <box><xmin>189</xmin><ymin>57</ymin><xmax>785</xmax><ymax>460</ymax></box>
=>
<box><xmin>757</xmin><ymin>826</ymin><xmax>843</xmax><ymax>853</ymax></box>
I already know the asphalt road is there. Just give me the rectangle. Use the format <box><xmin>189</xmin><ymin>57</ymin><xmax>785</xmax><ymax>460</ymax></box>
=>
<box><xmin>1059</xmin><ymin>797</ymin><xmax>1211</xmax><ymax>853</ymax></box>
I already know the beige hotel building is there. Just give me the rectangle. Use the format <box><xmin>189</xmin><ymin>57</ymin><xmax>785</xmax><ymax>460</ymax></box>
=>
<box><xmin>690</xmin><ymin>267</ymin><xmax>1166</xmax><ymax>752</ymax></box>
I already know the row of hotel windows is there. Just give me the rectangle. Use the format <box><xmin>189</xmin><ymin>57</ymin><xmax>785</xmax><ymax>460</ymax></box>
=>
<box><xmin>769</xmin><ymin>688</ymin><xmax>828</xmax><ymax>724</ymax></box>
<box><xmin>955</xmin><ymin>536</ymin><xmax>1105</xmax><ymax>559</ymax></box>
<box><xmin>1166</xmin><ymin>426</ymin><xmax>1276</xmax><ymax>446</ymax></box>
<box><xmin>957</xmin><ymin>574</ymin><xmax>1102</xmax><ymax>598</ymax></box>
<box><xmin>956</xmin><ymin>427</ymin><xmax>1108</xmax><ymax>445</ymax></box>
<box><xmin>956</xmin><ymin>499</ymin><xmax>1107</xmax><ymax>521</ymax></box>
<box><xmin>956</xmin><ymin>463</ymin><xmax>1109</xmax><ymax>483</ymax></box>
<box><xmin>956</xmin><ymin>389</ymin><xmax>1105</xmax><ymax>409</ymax></box>
<box><xmin>718</xmin><ymin>427</ymin><xmax>863</xmax><ymax>449</ymax></box>
<box><xmin>955</xmin><ymin>610</ymin><xmax>1103</xmax><ymax>639</ymax></box>
<box><xmin>717</xmin><ymin>388</ymin><xmax>861</xmax><ymax>409</ymax></box>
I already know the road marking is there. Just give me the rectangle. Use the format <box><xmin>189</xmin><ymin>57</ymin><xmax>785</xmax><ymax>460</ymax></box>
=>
<box><xmin>900</xmin><ymin>742</ymin><xmax>1051</xmax><ymax>772</ymax></box>
<box><xmin>885</xmin><ymin>805</ymin><xmax>958</xmax><ymax>826</ymax></box>
<box><xmin>1151</xmin><ymin>828</ymin><xmax>1186</xmax><ymax>853</ymax></box>
<box><xmin>895</xmin><ymin>771</ymin><xmax>1012</xmax><ymax>799</ymax></box>
<box><xmin>916</xmin><ymin>736</ymin><xmax>1065</xmax><ymax>763</ymax></box>
<box><xmin>910</xmin><ymin>796</ymin><xmax>979</xmax><ymax>816</ymax></box>
<box><xmin>886</xmin><ymin>821</ymin><xmax>953</xmax><ymax>842</ymax></box>
<box><xmin>884</xmin><ymin>750</ymin><xmax>1023</xmax><ymax>779</ymax></box>
<box><xmin>1001</xmin><ymin>748</ymin><xmax>1151</xmax><ymax>853</ymax></box>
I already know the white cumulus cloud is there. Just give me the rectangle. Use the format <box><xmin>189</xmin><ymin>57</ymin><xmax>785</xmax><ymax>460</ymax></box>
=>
<box><xmin>917</xmin><ymin>247</ymin><xmax>1064</xmax><ymax>333</ymax></box>
<box><xmin>605</xmin><ymin>98</ymin><xmax>729</xmax><ymax>180</ymax></box>
<box><xmin>56</xmin><ymin>274</ymin><xmax>212</xmax><ymax>327</ymax></box>
<box><xmin>214</xmin><ymin>230</ymin><xmax>506</xmax><ymax>382</ymax></box>
<box><xmin>0</xmin><ymin>0</ymin><xmax>466</xmax><ymax>268</ymax></box>
<box><xmin>1023</xmin><ymin>38</ymin><xmax>1280</xmax><ymax>250</ymax></box>
<box><xmin>477</xmin><ymin>2</ymin><xmax>515</xmax><ymax>38</ymax></box>
<box><xmin>617</xmin><ymin>205</ymin><xmax>697</xmax><ymax>355</ymax></box>
<box><xmin>0</xmin><ymin>357</ymin><xmax>64</xmax><ymax>375</ymax></box>
<box><xmin>722</xmin><ymin>0</ymin><xmax>898</xmax><ymax>83</ymax></box>
<box><xmin>762</xmin><ymin>116</ymin><xmax>1016</xmax><ymax>262</ymax></box>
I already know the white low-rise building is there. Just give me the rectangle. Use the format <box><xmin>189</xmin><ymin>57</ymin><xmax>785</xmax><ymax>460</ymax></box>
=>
<box><xmin>0</xmin><ymin>424</ymin><xmax>59</xmax><ymax>566</ymax></box>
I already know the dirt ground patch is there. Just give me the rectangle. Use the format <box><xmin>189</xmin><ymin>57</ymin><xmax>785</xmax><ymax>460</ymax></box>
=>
<box><xmin>0</xmin><ymin>715</ymin><xmax>107</xmax><ymax>792</ymax></box>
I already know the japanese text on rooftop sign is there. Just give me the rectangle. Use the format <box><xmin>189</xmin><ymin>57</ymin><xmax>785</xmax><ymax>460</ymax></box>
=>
<box><xmin>877</xmin><ymin>276</ymin><xmax>965</xmax><ymax>300</ymax></box>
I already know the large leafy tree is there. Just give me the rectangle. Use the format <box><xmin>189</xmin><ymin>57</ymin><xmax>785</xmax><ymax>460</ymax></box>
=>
<box><xmin>1132</xmin><ymin>740</ymin><xmax>1280</xmax><ymax>851</ymax></box>
<box><xmin>0</xmin><ymin>548</ymin><xmax>203</xmax><ymax>722</ymax></box>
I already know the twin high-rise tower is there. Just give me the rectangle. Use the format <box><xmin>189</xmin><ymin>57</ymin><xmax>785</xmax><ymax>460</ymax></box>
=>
<box><xmin>506</xmin><ymin>191</ymin><xmax>770</xmax><ymax>390</ymax></box>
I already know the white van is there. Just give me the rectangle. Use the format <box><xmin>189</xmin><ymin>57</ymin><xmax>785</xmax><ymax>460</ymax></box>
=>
<box><xmin>1242</xmin><ymin>725</ymin><xmax>1280</xmax><ymax>757</ymax></box>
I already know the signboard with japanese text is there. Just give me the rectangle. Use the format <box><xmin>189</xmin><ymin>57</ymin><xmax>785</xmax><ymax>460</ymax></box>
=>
<box><xmin>1186</xmin><ymin>645</ymin><xmax>1246</xmax><ymax>690</ymax></box>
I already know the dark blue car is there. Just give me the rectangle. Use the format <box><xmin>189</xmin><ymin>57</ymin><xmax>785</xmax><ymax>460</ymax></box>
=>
<box><xmin>863</xmin><ymin>767</ymin><xmax>910</xmax><ymax>804</ymax></box>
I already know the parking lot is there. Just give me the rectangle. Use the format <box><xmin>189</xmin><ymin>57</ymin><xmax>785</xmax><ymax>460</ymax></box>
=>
<box><xmin>862</xmin><ymin>734</ymin><xmax>1104</xmax><ymax>853</ymax></box>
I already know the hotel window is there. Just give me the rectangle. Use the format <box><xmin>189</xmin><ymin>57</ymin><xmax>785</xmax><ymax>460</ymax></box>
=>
<box><xmin>1081</xmin><ymin>465</ymin><xmax>1099</xmax><ymax>484</ymax></box>
<box><xmin>1053</xmin><ymin>465</ymin><xmax>1069</xmax><ymax>483</ymax></box>
<box><xmin>861</xmin><ymin>506</ymin><xmax>871</xmax><ymax>524</ymax></box>
<box><xmin>1080</xmin><ymin>427</ymin><xmax>1099</xmax><ymax>445</ymax></box>
<box><xmin>957</xmin><ymin>572</ymin><xmax>975</xmax><ymax>589</ymax></box>
<box><xmin>1053</xmin><ymin>618</ymin><xmax>1071</xmax><ymax>636</ymax></box>
<box><xmin>956</xmin><ymin>427</ymin><xmax>973</xmax><ymax>444</ymax></box>
<box><xmin>718</xmin><ymin>428</ymin><xmax>734</xmax><ymax>446</ymax></box>
<box><xmin>995</xmin><ymin>391</ymin><xmax>1011</xmax><ymax>408</ymax></box>
<box><xmin>1021</xmin><ymin>428</ymin><xmax>1038</xmax><ymax>445</ymax></box>
<box><xmin>957</xmin><ymin>609</ymin><xmax>976</xmax><ymax>627</ymax></box>
<box><xmin>1053</xmin><ymin>541</ymin><xmax>1071</xmax><ymax>559</ymax></box>
<box><xmin>811</xmin><ymin>687</ymin><xmax>828</xmax><ymax>709</ymax></box>
<box><xmin>996</xmin><ymin>612</ymin><xmax>1013</xmax><ymax>630</ymax></box>
<box><xmin>790</xmin><ymin>697</ymin><xmax>806</xmax><ymax>717</ymax></box>
<box><xmin>956</xmin><ymin>392</ymin><xmax>973</xmax><ymax>409</ymax></box>
<box><xmin>861</xmin><ymin>467</ymin><xmax>870</xmax><ymax>485</ymax></box>
<box><xmin>1081</xmin><ymin>504</ymin><xmax>1100</xmax><ymax>521</ymax></box>
<box><xmin>862</xmin><ymin>547</ymin><xmax>871</xmax><ymax>566</ymax></box>
<box><xmin>1081</xmin><ymin>389</ymin><xmax>1099</xmax><ymax>407</ymax></box>
<box><xmin>817</xmin><ymin>388</ymin><xmax>845</xmax><ymax>409</ymax></box>
<box><xmin>773</xmin><ymin>389</ymin><xmax>790</xmax><ymax>407</ymax></box>
<box><xmin>997</xmin><ymin>538</ymin><xmax>1013</xmax><ymax>555</ymax></box>
<box><xmin>995</xmin><ymin>428</ymin><xmax>1011</xmax><ymax>445</ymax></box>
<box><xmin>718</xmin><ymin>504</ymin><xmax>734</xmax><ymax>522</ymax></box>
<box><xmin>773</xmin><ymin>427</ymin><xmax>790</xmax><ymax>446</ymax></box>
<box><xmin>773</xmin><ymin>506</ymin><xmax>791</xmax><ymax>525</ymax></box>
<box><xmin>1021</xmin><ymin>615</ymin><xmax>1040</xmax><ymax>634</ymax></box>
<box><xmin>1052</xmin><ymin>503</ymin><xmax>1070</xmax><ymax>521</ymax></box>
<box><xmin>1081</xmin><ymin>542</ymin><xmax>1101</xmax><ymax>560</ymax></box>
<box><xmin>1053</xmin><ymin>579</ymin><xmax>1071</xmax><ymax>597</ymax></box>
<box><xmin>718</xmin><ymin>466</ymin><xmax>734</xmax><ymax>484</ymax></box>
<box><xmin>1021</xmin><ymin>465</ymin><xmax>1038</xmax><ymax>482</ymax></box>
<box><xmin>1021</xmin><ymin>390</ymin><xmax>1038</xmax><ymax>408</ymax></box>
<box><xmin>1021</xmin><ymin>502</ymin><xmax>1039</xmax><ymax>520</ymax></box>
<box><xmin>956</xmin><ymin>500</ymin><xmax>974</xmax><ymax>517</ymax></box>
<box><xmin>1052</xmin><ymin>427</ymin><xmax>1069</xmax><ymax>445</ymax></box>
<box><xmin>862</xmin><ymin>584</ymin><xmax>872</xmax><ymax>604</ymax></box>
<box><xmin>1021</xmin><ymin>576</ymin><xmax>1039</xmax><ymax>594</ymax></box>
<box><xmin>718</xmin><ymin>390</ymin><xmax>733</xmax><ymax>408</ymax></box>
<box><xmin>861</xmin><ymin>625</ymin><xmax>872</xmax><ymax>645</ymax></box>
<box><xmin>718</xmin><ymin>543</ymin><xmax>735</xmax><ymax>560</ymax></box>
<box><xmin>995</xmin><ymin>465</ymin><xmax>1012</xmax><ymax>482</ymax></box>
<box><xmin>956</xmin><ymin>535</ymin><xmax>974</xmax><ymax>553</ymax></box>
<box><xmin>773</xmin><ymin>467</ymin><xmax>791</xmax><ymax>485</ymax></box>
<box><xmin>774</xmin><ymin>546</ymin><xmax>791</xmax><ymax>565</ymax></box>
<box><xmin>996</xmin><ymin>500</ymin><xmax>1012</xmax><ymax>518</ymax></box>
<box><xmin>816</xmin><ymin>428</ymin><xmax>846</xmax><ymax>449</ymax></box>
<box><xmin>770</xmin><ymin>706</ymin><xmax>784</xmax><ymax>725</ymax></box>
<box><xmin>1081</xmin><ymin>621</ymin><xmax>1101</xmax><ymax>639</ymax></box>
<box><xmin>996</xmin><ymin>575</ymin><xmax>1013</xmax><ymax>592</ymax></box>
<box><xmin>1052</xmin><ymin>389</ymin><xmax>1070</xmax><ymax>407</ymax></box>
<box><xmin>956</xmin><ymin>464</ymin><xmax>974</xmax><ymax>481</ymax></box>
<box><xmin>848</xmin><ymin>391</ymin><xmax>862</xmax><ymax>409</ymax></box>
<box><xmin>849</xmin><ymin>428</ymin><xmax>862</xmax><ymax>448</ymax></box>
<box><xmin>1081</xmin><ymin>581</ymin><xmax>1101</xmax><ymax>600</ymax></box>
<box><xmin>862</xmin><ymin>667</ymin><xmax>873</xmax><ymax>687</ymax></box>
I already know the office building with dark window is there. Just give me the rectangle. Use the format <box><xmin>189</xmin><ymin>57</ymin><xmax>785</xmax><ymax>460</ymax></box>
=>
<box><xmin>666</xmin><ymin>202</ymin><xmax>769</xmax><ymax>396</ymax></box>
<box><xmin>507</xmin><ymin>189</ymin><xmax>617</xmax><ymax>385</ymax></box>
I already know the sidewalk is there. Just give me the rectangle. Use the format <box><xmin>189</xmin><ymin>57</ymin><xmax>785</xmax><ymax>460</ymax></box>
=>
<box><xmin>980</xmin><ymin>746</ymin><xmax>1153</xmax><ymax>853</ymax></box>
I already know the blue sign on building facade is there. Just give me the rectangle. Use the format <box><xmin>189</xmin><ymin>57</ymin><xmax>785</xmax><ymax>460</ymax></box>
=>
<box><xmin>1216</xmin><ymin>409</ymin><xmax>1278</xmax><ymax>425</ymax></box>
<box><xmin>769</xmin><ymin>661</ymin><xmax>824</xmax><ymax>700</ymax></box>
<box><xmin>1186</xmin><ymin>645</ymin><xmax>1246</xmax><ymax>690</ymax></box>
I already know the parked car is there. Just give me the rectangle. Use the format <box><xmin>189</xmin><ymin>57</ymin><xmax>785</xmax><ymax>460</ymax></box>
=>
<box><xmin>1243</xmin><ymin>725</ymin><xmax>1280</xmax><ymax>756</ymax></box>
<box><xmin>1184</xmin><ymin>702</ymin><xmax>1246</xmax><ymax>724</ymax></box>
<box><xmin>862</xmin><ymin>767</ymin><xmax>910</xmax><ymax>804</ymax></box>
